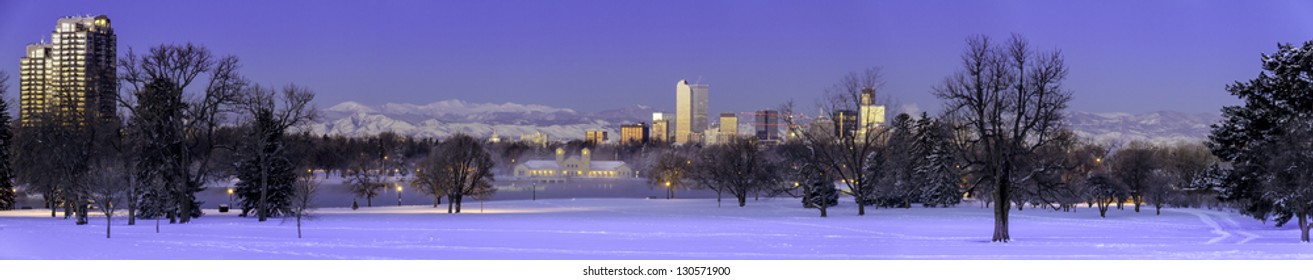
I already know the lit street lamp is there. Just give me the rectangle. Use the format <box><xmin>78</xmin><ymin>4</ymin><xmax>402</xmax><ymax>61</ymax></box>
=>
<box><xmin>227</xmin><ymin>187</ymin><xmax>234</xmax><ymax>206</ymax></box>
<box><xmin>396</xmin><ymin>185</ymin><xmax>403</xmax><ymax>206</ymax></box>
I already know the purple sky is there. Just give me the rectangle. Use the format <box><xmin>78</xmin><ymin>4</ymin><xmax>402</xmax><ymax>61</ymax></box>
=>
<box><xmin>3</xmin><ymin>1</ymin><xmax>1311</xmax><ymax>116</ymax></box>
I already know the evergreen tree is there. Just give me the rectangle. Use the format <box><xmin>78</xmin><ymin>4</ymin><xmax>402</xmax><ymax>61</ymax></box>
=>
<box><xmin>235</xmin><ymin>109</ymin><xmax>297</xmax><ymax>218</ymax></box>
<box><xmin>802</xmin><ymin>171</ymin><xmax>839</xmax><ymax>217</ymax></box>
<box><xmin>1208</xmin><ymin>41</ymin><xmax>1313</xmax><ymax>241</ymax></box>
<box><xmin>912</xmin><ymin>113</ymin><xmax>961</xmax><ymax>207</ymax></box>
<box><xmin>876</xmin><ymin>113</ymin><xmax>917</xmax><ymax>208</ymax></box>
<box><xmin>130</xmin><ymin>78</ymin><xmax>202</xmax><ymax>222</ymax></box>
<box><xmin>0</xmin><ymin>72</ymin><xmax>14</xmax><ymax>210</ymax></box>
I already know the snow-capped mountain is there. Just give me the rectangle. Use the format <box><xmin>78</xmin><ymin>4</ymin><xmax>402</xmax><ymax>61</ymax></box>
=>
<box><xmin>1066</xmin><ymin>111</ymin><xmax>1220</xmax><ymax>145</ymax></box>
<box><xmin>305</xmin><ymin>100</ymin><xmax>1221</xmax><ymax>145</ymax></box>
<box><xmin>305</xmin><ymin>100</ymin><xmax>654</xmax><ymax>140</ymax></box>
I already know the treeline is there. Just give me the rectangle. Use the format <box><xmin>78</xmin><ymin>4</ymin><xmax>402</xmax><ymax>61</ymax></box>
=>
<box><xmin>0</xmin><ymin>44</ymin><xmax>501</xmax><ymax>238</ymax></box>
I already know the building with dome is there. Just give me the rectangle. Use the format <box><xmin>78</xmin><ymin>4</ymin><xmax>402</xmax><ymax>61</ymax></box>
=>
<box><xmin>512</xmin><ymin>148</ymin><xmax>634</xmax><ymax>179</ymax></box>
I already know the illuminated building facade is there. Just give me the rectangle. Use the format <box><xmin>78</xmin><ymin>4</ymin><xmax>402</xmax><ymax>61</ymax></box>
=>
<box><xmin>620</xmin><ymin>123</ymin><xmax>649</xmax><ymax>145</ymax></box>
<box><xmin>718</xmin><ymin>113</ymin><xmax>737</xmax><ymax>143</ymax></box>
<box><xmin>19</xmin><ymin>15</ymin><xmax>117</xmax><ymax>125</ymax></box>
<box><xmin>675</xmin><ymin>80</ymin><xmax>708</xmax><ymax>144</ymax></box>
<box><xmin>513</xmin><ymin>148</ymin><xmax>634</xmax><ymax>178</ymax></box>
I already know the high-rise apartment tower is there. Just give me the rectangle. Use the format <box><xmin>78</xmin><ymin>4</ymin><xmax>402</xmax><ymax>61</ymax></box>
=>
<box><xmin>19</xmin><ymin>15</ymin><xmax>117</xmax><ymax>125</ymax></box>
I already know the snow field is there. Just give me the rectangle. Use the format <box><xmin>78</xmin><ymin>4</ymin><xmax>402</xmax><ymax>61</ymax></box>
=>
<box><xmin>1</xmin><ymin>198</ymin><xmax>1310</xmax><ymax>260</ymax></box>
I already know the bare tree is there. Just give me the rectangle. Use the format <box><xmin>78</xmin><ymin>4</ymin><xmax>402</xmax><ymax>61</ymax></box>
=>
<box><xmin>644</xmin><ymin>149</ymin><xmax>693</xmax><ymax>200</ymax></box>
<box><xmin>423</xmin><ymin>134</ymin><xmax>496</xmax><ymax>213</ymax></box>
<box><xmin>1160</xmin><ymin>142</ymin><xmax>1217</xmax><ymax>211</ymax></box>
<box><xmin>289</xmin><ymin>173</ymin><xmax>320</xmax><ymax>238</ymax></box>
<box><xmin>777</xmin><ymin>140</ymin><xmax>837</xmax><ymax>216</ymax></box>
<box><xmin>346</xmin><ymin>157</ymin><xmax>387</xmax><ymax>207</ymax></box>
<box><xmin>933</xmin><ymin>34</ymin><xmax>1072</xmax><ymax>242</ymax></box>
<box><xmin>86</xmin><ymin>158</ymin><xmax>127</xmax><ymax>238</ymax></box>
<box><xmin>781</xmin><ymin>68</ymin><xmax>893</xmax><ymax>216</ymax></box>
<box><xmin>119</xmin><ymin>43</ymin><xmax>246</xmax><ymax>224</ymax></box>
<box><xmin>1085</xmin><ymin>172</ymin><xmax>1126</xmax><ymax>218</ymax></box>
<box><xmin>1110</xmin><ymin>141</ymin><xmax>1160</xmax><ymax>213</ymax></box>
<box><xmin>691</xmin><ymin>137</ymin><xmax>782</xmax><ymax>208</ymax></box>
<box><xmin>411</xmin><ymin>151</ymin><xmax>448</xmax><ymax>208</ymax></box>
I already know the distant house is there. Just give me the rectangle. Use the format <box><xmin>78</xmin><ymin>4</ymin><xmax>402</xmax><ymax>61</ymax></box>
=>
<box><xmin>513</xmin><ymin>148</ymin><xmax>633</xmax><ymax>178</ymax></box>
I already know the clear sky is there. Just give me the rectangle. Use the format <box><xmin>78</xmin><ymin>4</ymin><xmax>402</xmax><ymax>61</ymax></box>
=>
<box><xmin>3</xmin><ymin>1</ymin><xmax>1311</xmax><ymax>116</ymax></box>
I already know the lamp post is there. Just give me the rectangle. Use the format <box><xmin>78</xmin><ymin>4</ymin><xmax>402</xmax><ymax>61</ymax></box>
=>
<box><xmin>396</xmin><ymin>185</ymin><xmax>403</xmax><ymax>206</ymax></box>
<box><xmin>532</xmin><ymin>182</ymin><xmax>537</xmax><ymax>201</ymax></box>
<box><xmin>227</xmin><ymin>187</ymin><xmax>234</xmax><ymax>206</ymax></box>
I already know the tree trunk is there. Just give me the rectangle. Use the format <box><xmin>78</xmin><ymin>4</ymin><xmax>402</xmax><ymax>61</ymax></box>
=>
<box><xmin>716</xmin><ymin>190</ymin><xmax>721</xmax><ymax>208</ymax></box>
<box><xmin>432</xmin><ymin>196</ymin><xmax>438</xmax><ymax>208</ymax></box>
<box><xmin>297</xmin><ymin>212</ymin><xmax>303</xmax><ymax>239</ymax></box>
<box><xmin>992</xmin><ymin>179</ymin><xmax>1010</xmax><ymax>242</ymax></box>
<box><xmin>859</xmin><ymin>202</ymin><xmax>866</xmax><ymax>216</ymax></box>
<box><xmin>455</xmin><ymin>196</ymin><xmax>463</xmax><ymax>213</ymax></box>
<box><xmin>1300</xmin><ymin>214</ymin><xmax>1310</xmax><ymax>243</ymax></box>
<box><xmin>737</xmin><ymin>194</ymin><xmax>746</xmax><ymax>208</ymax></box>
<box><xmin>819</xmin><ymin>205</ymin><xmax>827</xmax><ymax>218</ymax></box>
<box><xmin>128</xmin><ymin>184</ymin><xmax>136</xmax><ymax>225</ymax></box>
<box><xmin>180</xmin><ymin>184</ymin><xmax>194</xmax><ymax>224</ymax></box>
<box><xmin>258</xmin><ymin>151</ymin><xmax>270</xmax><ymax>222</ymax></box>
<box><xmin>1155</xmin><ymin>204</ymin><xmax>1162</xmax><ymax>216</ymax></box>
<box><xmin>1133</xmin><ymin>195</ymin><xmax>1141</xmax><ymax>213</ymax></box>
<box><xmin>105</xmin><ymin>215</ymin><xmax>111</xmax><ymax>239</ymax></box>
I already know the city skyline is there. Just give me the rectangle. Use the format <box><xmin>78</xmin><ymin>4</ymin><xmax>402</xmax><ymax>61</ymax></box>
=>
<box><xmin>3</xmin><ymin>1</ymin><xmax>1313</xmax><ymax>118</ymax></box>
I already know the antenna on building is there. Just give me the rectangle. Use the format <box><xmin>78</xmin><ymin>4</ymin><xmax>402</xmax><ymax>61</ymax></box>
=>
<box><xmin>695</xmin><ymin>76</ymin><xmax>703</xmax><ymax>85</ymax></box>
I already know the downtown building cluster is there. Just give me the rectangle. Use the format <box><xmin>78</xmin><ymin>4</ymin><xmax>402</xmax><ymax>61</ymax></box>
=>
<box><xmin>612</xmin><ymin>79</ymin><xmax>887</xmax><ymax>146</ymax></box>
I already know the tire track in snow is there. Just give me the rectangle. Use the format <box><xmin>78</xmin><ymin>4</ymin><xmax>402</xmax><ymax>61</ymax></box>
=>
<box><xmin>1168</xmin><ymin>208</ymin><xmax>1258</xmax><ymax>245</ymax></box>
<box><xmin>1206</xmin><ymin>210</ymin><xmax>1260</xmax><ymax>244</ymax></box>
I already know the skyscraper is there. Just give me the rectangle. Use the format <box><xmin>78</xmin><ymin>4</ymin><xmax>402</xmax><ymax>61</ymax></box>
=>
<box><xmin>19</xmin><ymin>15</ymin><xmax>117</xmax><ymax>125</ymax></box>
<box><xmin>675</xmin><ymin>80</ymin><xmax>708</xmax><ymax>144</ymax></box>
<box><xmin>651</xmin><ymin>112</ymin><xmax>670</xmax><ymax>143</ymax></box>
<box><xmin>858</xmin><ymin>87</ymin><xmax>886</xmax><ymax>129</ymax></box>
<box><xmin>718</xmin><ymin>113</ymin><xmax>737</xmax><ymax>143</ymax></box>
<box><xmin>754</xmin><ymin>110</ymin><xmax>781</xmax><ymax>143</ymax></box>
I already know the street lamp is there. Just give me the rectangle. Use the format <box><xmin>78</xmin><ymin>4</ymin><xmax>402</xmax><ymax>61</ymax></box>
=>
<box><xmin>532</xmin><ymin>182</ymin><xmax>537</xmax><ymax>201</ymax></box>
<box><xmin>396</xmin><ymin>185</ymin><xmax>403</xmax><ymax>206</ymax></box>
<box><xmin>227</xmin><ymin>187</ymin><xmax>234</xmax><ymax>205</ymax></box>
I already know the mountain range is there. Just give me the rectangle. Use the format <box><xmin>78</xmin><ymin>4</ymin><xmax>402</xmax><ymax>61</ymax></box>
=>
<box><xmin>303</xmin><ymin>100</ymin><xmax>1220</xmax><ymax>145</ymax></box>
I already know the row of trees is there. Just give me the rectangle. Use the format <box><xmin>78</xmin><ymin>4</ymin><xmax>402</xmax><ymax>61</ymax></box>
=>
<box><xmin>0</xmin><ymin>44</ymin><xmax>324</xmax><ymax>238</ymax></box>
<box><xmin>0</xmin><ymin>43</ymin><xmax>506</xmax><ymax>238</ymax></box>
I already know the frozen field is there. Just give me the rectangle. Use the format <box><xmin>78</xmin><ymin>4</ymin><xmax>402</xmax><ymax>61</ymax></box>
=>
<box><xmin>1</xmin><ymin>198</ymin><xmax>1311</xmax><ymax>260</ymax></box>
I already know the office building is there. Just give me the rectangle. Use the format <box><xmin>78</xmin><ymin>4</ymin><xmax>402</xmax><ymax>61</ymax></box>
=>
<box><xmin>859</xmin><ymin>87</ymin><xmax>886</xmax><ymax>130</ymax></box>
<box><xmin>651</xmin><ymin>112</ymin><xmax>671</xmax><ymax>143</ymax></box>
<box><xmin>754</xmin><ymin>110</ymin><xmax>781</xmax><ymax>143</ymax></box>
<box><xmin>586</xmin><ymin>130</ymin><xmax>608</xmax><ymax>145</ymax></box>
<box><xmin>620</xmin><ymin>123</ymin><xmax>649</xmax><ymax>145</ymax></box>
<box><xmin>718</xmin><ymin>113</ymin><xmax>737</xmax><ymax>143</ymax></box>
<box><xmin>675</xmin><ymin>80</ymin><xmax>708</xmax><ymax>144</ymax></box>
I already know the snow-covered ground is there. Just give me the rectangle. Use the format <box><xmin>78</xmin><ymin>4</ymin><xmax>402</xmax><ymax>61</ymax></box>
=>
<box><xmin>1</xmin><ymin>198</ymin><xmax>1309</xmax><ymax>260</ymax></box>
